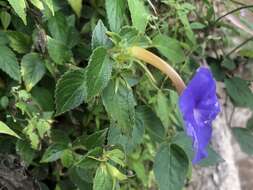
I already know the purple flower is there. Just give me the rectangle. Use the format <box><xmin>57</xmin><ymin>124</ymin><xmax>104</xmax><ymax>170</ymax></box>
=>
<box><xmin>179</xmin><ymin>67</ymin><xmax>221</xmax><ymax>164</ymax></box>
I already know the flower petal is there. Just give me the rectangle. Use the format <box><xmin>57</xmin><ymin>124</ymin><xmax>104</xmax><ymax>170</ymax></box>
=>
<box><xmin>179</xmin><ymin>67</ymin><xmax>221</xmax><ymax>164</ymax></box>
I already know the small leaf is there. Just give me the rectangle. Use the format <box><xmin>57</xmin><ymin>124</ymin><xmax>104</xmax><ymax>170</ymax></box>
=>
<box><xmin>232</xmin><ymin>127</ymin><xmax>253</xmax><ymax>155</ymax></box>
<box><xmin>106</xmin><ymin>149</ymin><xmax>125</xmax><ymax>167</ymax></box>
<box><xmin>119</xmin><ymin>26</ymin><xmax>151</xmax><ymax>47</ymax></box>
<box><xmin>153</xmin><ymin>34</ymin><xmax>186</xmax><ymax>64</ymax></box>
<box><xmin>7</xmin><ymin>0</ymin><xmax>27</xmax><ymax>25</ymax></box>
<box><xmin>41</xmin><ymin>143</ymin><xmax>67</xmax><ymax>163</ymax></box>
<box><xmin>47</xmin><ymin>37</ymin><xmax>72</xmax><ymax>65</ymax></box>
<box><xmin>93</xmin><ymin>164</ymin><xmax>113</xmax><ymax>190</ymax></box>
<box><xmin>154</xmin><ymin>144</ymin><xmax>189</xmax><ymax>190</ymax></box>
<box><xmin>225</xmin><ymin>77</ymin><xmax>253</xmax><ymax>109</ymax></box>
<box><xmin>86</xmin><ymin>47</ymin><xmax>113</xmax><ymax>99</ymax></box>
<box><xmin>0</xmin><ymin>121</ymin><xmax>20</xmax><ymax>138</ymax></box>
<box><xmin>23</xmin><ymin>118</ymin><xmax>41</xmax><ymax>150</ymax></box>
<box><xmin>0</xmin><ymin>45</ymin><xmax>20</xmax><ymax>81</ymax></box>
<box><xmin>105</xmin><ymin>0</ymin><xmax>126</xmax><ymax>32</ymax></box>
<box><xmin>36</xmin><ymin>119</ymin><xmax>51</xmax><ymax>139</ymax></box>
<box><xmin>127</xmin><ymin>0</ymin><xmax>150</xmax><ymax>32</ymax></box>
<box><xmin>106</xmin><ymin>162</ymin><xmax>127</xmax><ymax>181</ymax></box>
<box><xmin>67</xmin><ymin>0</ymin><xmax>82</xmax><ymax>17</ymax></box>
<box><xmin>55</xmin><ymin>69</ymin><xmax>87</xmax><ymax>115</ymax></box>
<box><xmin>21</xmin><ymin>53</ymin><xmax>46</xmax><ymax>91</ymax></box>
<box><xmin>190</xmin><ymin>22</ymin><xmax>206</xmax><ymax>29</ymax></box>
<box><xmin>0</xmin><ymin>11</ymin><xmax>11</xmax><ymax>30</ymax></box>
<box><xmin>91</xmin><ymin>20</ymin><xmax>110</xmax><ymax>49</ymax></box>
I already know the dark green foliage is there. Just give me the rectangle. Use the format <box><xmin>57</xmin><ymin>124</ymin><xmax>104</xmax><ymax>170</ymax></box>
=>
<box><xmin>0</xmin><ymin>0</ymin><xmax>251</xmax><ymax>189</ymax></box>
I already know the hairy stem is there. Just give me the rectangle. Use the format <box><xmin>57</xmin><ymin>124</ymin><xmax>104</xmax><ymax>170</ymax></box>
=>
<box><xmin>129</xmin><ymin>46</ymin><xmax>186</xmax><ymax>94</ymax></box>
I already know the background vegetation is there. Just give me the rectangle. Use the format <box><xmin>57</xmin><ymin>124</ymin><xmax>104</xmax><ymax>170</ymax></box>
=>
<box><xmin>0</xmin><ymin>0</ymin><xmax>253</xmax><ymax>189</ymax></box>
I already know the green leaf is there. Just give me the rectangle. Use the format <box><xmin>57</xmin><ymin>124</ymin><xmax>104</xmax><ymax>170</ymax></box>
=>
<box><xmin>178</xmin><ymin>10</ymin><xmax>196</xmax><ymax>45</ymax></box>
<box><xmin>93</xmin><ymin>164</ymin><xmax>113</xmax><ymax>190</ymax></box>
<box><xmin>239</xmin><ymin>49</ymin><xmax>253</xmax><ymax>58</ymax></box>
<box><xmin>232</xmin><ymin>127</ymin><xmax>253</xmax><ymax>155</ymax></box>
<box><xmin>55</xmin><ymin>69</ymin><xmax>87</xmax><ymax>115</ymax></box>
<box><xmin>0</xmin><ymin>121</ymin><xmax>20</xmax><ymax>138</ymax></box>
<box><xmin>136</xmin><ymin>106</ymin><xmax>165</xmax><ymax>143</ymax></box>
<box><xmin>190</xmin><ymin>22</ymin><xmax>206</xmax><ymax>29</ymax></box>
<box><xmin>47</xmin><ymin>37</ymin><xmax>72</xmax><ymax>65</ymax></box>
<box><xmin>7</xmin><ymin>0</ymin><xmax>27</xmax><ymax>25</ymax></box>
<box><xmin>0</xmin><ymin>11</ymin><xmax>11</xmax><ymax>30</ymax></box>
<box><xmin>118</xmin><ymin>26</ymin><xmax>151</xmax><ymax>47</ymax></box>
<box><xmin>247</xmin><ymin>116</ymin><xmax>253</xmax><ymax>131</ymax></box>
<box><xmin>74</xmin><ymin>149</ymin><xmax>101</xmax><ymax>182</ymax></box>
<box><xmin>47</xmin><ymin>12</ymin><xmax>79</xmax><ymax>47</ymax></box>
<box><xmin>23</xmin><ymin>117</ymin><xmax>41</xmax><ymax>150</ymax></box>
<box><xmin>21</xmin><ymin>53</ymin><xmax>46</xmax><ymax>91</ymax></box>
<box><xmin>29</xmin><ymin>0</ymin><xmax>43</xmax><ymax>10</ymax></box>
<box><xmin>67</xmin><ymin>0</ymin><xmax>82</xmax><ymax>17</ymax></box>
<box><xmin>225</xmin><ymin>77</ymin><xmax>253</xmax><ymax>109</ymax></box>
<box><xmin>106</xmin><ymin>162</ymin><xmax>127</xmax><ymax>181</ymax></box>
<box><xmin>154</xmin><ymin>144</ymin><xmax>189</xmax><ymax>190</ymax></box>
<box><xmin>107</xmin><ymin>119</ymin><xmax>145</xmax><ymax>153</ymax></box>
<box><xmin>16</xmin><ymin>140</ymin><xmax>36</xmax><ymax>165</ymax></box>
<box><xmin>91</xmin><ymin>20</ymin><xmax>110</xmax><ymax>49</ymax></box>
<box><xmin>7</xmin><ymin>31</ymin><xmax>32</xmax><ymax>54</ymax></box>
<box><xmin>86</xmin><ymin>47</ymin><xmax>113</xmax><ymax>99</ymax></box>
<box><xmin>48</xmin><ymin>13</ymin><xmax>69</xmax><ymax>44</ymax></box>
<box><xmin>199</xmin><ymin>147</ymin><xmax>223</xmax><ymax>167</ymax></box>
<box><xmin>127</xmin><ymin>0</ymin><xmax>150</xmax><ymax>32</ymax></box>
<box><xmin>61</xmin><ymin>149</ymin><xmax>74</xmax><ymax>168</ymax></box>
<box><xmin>73</xmin><ymin>129</ymin><xmax>107</xmax><ymax>150</ymax></box>
<box><xmin>153</xmin><ymin>34</ymin><xmax>186</xmax><ymax>64</ymax></box>
<box><xmin>106</xmin><ymin>149</ymin><xmax>125</xmax><ymax>167</ymax></box>
<box><xmin>43</xmin><ymin>0</ymin><xmax>54</xmax><ymax>16</ymax></box>
<box><xmin>51</xmin><ymin>129</ymin><xmax>71</xmax><ymax>145</ymax></box>
<box><xmin>102</xmin><ymin>80</ymin><xmax>136</xmax><ymax>130</ymax></box>
<box><xmin>105</xmin><ymin>0</ymin><xmax>125</xmax><ymax>32</ymax></box>
<box><xmin>36</xmin><ymin>119</ymin><xmax>51</xmax><ymax>139</ymax></box>
<box><xmin>0</xmin><ymin>96</ymin><xmax>9</xmax><ymax>109</ymax></box>
<box><xmin>41</xmin><ymin>143</ymin><xmax>67</xmax><ymax>163</ymax></box>
<box><xmin>153</xmin><ymin>91</ymin><xmax>171</xmax><ymax>129</ymax></box>
<box><xmin>0</xmin><ymin>45</ymin><xmax>20</xmax><ymax>81</ymax></box>
<box><xmin>69</xmin><ymin>167</ymin><xmax>93</xmax><ymax>189</ymax></box>
<box><xmin>221</xmin><ymin>58</ymin><xmax>236</xmax><ymax>70</ymax></box>
<box><xmin>31</xmin><ymin>87</ymin><xmax>54</xmax><ymax>111</ymax></box>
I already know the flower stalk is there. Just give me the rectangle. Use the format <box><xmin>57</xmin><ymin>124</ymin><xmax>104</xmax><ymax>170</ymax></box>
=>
<box><xmin>129</xmin><ymin>46</ymin><xmax>186</xmax><ymax>94</ymax></box>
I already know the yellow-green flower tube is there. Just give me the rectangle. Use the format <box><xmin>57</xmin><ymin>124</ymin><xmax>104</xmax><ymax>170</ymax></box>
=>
<box><xmin>129</xmin><ymin>46</ymin><xmax>186</xmax><ymax>94</ymax></box>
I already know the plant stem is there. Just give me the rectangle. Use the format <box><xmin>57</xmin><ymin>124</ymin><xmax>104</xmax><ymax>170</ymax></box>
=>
<box><xmin>226</xmin><ymin>36</ymin><xmax>253</xmax><ymax>57</ymax></box>
<box><xmin>129</xmin><ymin>46</ymin><xmax>186</xmax><ymax>94</ymax></box>
<box><xmin>215</xmin><ymin>5</ymin><xmax>253</xmax><ymax>24</ymax></box>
